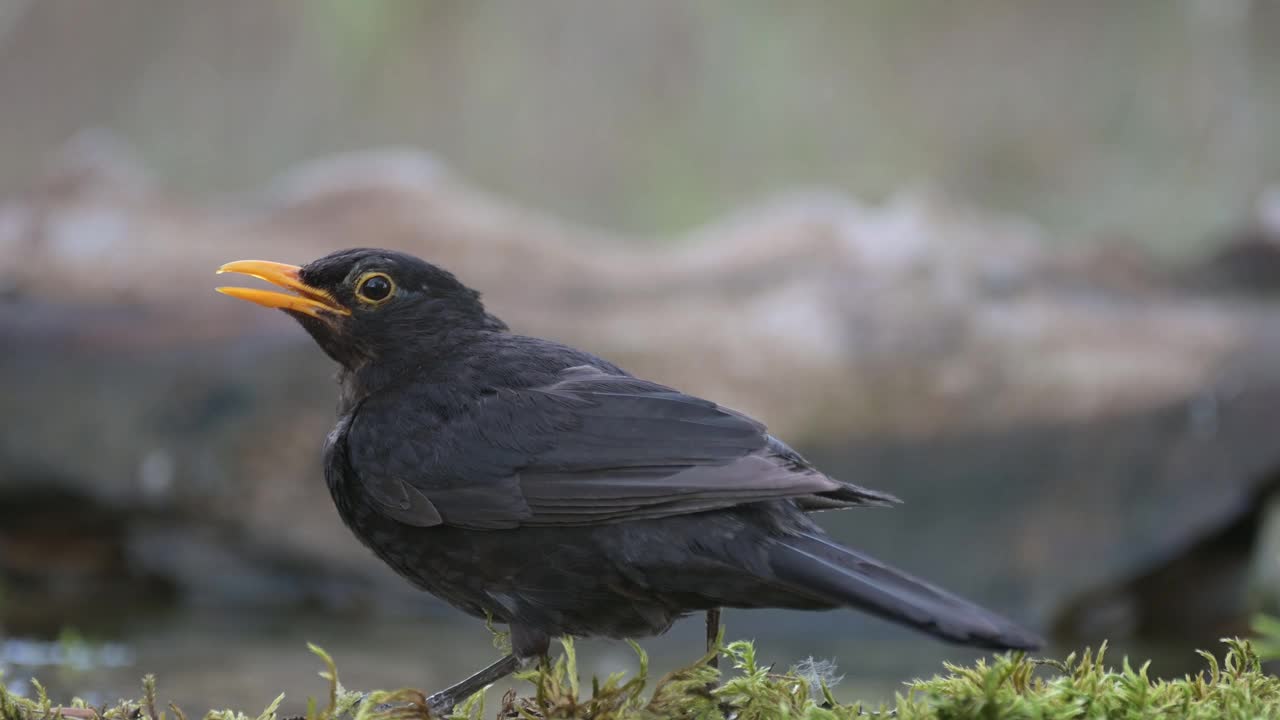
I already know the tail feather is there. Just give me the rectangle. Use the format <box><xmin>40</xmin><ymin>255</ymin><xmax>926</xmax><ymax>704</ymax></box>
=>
<box><xmin>769</xmin><ymin>532</ymin><xmax>1042</xmax><ymax>650</ymax></box>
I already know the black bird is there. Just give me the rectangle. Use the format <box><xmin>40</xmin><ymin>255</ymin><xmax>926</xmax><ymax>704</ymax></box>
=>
<box><xmin>216</xmin><ymin>248</ymin><xmax>1040</xmax><ymax>713</ymax></box>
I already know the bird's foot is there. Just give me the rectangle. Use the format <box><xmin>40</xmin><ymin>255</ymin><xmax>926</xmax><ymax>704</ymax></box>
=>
<box><xmin>422</xmin><ymin>653</ymin><xmax>523</xmax><ymax>717</ymax></box>
<box><xmin>281</xmin><ymin>694</ymin><xmax>397</xmax><ymax>720</ymax></box>
<box><xmin>425</xmin><ymin>690</ymin><xmax>455</xmax><ymax>717</ymax></box>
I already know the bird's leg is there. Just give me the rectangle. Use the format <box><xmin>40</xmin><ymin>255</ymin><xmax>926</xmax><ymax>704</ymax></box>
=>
<box><xmin>426</xmin><ymin>653</ymin><xmax>522</xmax><ymax>717</ymax></box>
<box><xmin>705</xmin><ymin>607</ymin><xmax>721</xmax><ymax>670</ymax></box>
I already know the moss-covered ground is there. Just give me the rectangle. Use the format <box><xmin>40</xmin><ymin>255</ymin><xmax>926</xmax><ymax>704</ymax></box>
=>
<box><xmin>6</xmin><ymin>623</ymin><xmax>1280</xmax><ymax>720</ymax></box>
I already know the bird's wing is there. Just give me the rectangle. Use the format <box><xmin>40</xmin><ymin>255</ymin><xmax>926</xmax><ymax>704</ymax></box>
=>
<box><xmin>345</xmin><ymin>365</ymin><xmax>893</xmax><ymax>530</ymax></box>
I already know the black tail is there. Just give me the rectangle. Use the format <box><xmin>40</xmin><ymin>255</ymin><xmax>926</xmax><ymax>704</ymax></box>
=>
<box><xmin>768</xmin><ymin>531</ymin><xmax>1042</xmax><ymax>650</ymax></box>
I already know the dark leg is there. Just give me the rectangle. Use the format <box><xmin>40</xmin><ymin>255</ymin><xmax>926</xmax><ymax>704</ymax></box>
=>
<box><xmin>426</xmin><ymin>654</ymin><xmax>523</xmax><ymax>716</ymax></box>
<box><xmin>705</xmin><ymin>607</ymin><xmax>721</xmax><ymax>670</ymax></box>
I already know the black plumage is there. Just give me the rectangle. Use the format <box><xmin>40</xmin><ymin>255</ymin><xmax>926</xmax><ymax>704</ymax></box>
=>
<box><xmin>216</xmin><ymin>248</ymin><xmax>1041</xmax><ymax>712</ymax></box>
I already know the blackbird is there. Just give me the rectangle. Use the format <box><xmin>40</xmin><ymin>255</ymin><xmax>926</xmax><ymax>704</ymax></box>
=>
<box><xmin>216</xmin><ymin>248</ymin><xmax>1040</xmax><ymax>713</ymax></box>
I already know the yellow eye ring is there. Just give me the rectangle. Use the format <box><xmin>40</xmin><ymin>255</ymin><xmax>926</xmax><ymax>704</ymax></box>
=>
<box><xmin>354</xmin><ymin>272</ymin><xmax>395</xmax><ymax>305</ymax></box>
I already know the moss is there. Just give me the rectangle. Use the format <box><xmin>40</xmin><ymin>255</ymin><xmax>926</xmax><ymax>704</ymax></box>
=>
<box><xmin>4</xmin><ymin>634</ymin><xmax>1280</xmax><ymax>720</ymax></box>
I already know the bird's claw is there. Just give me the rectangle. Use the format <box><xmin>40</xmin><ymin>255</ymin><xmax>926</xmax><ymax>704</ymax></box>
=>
<box><xmin>426</xmin><ymin>691</ymin><xmax>455</xmax><ymax>718</ymax></box>
<box><xmin>320</xmin><ymin>693</ymin><xmax>405</xmax><ymax>719</ymax></box>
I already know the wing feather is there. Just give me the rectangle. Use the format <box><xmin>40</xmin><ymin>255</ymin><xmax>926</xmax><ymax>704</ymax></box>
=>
<box><xmin>346</xmin><ymin>365</ymin><xmax>880</xmax><ymax>530</ymax></box>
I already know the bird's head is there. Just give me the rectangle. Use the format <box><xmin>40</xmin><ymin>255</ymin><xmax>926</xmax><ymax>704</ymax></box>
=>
<box><xmin>216</xmin><ymin>248</ymin><xmax>504</xmax><ymax>370</ymax></box>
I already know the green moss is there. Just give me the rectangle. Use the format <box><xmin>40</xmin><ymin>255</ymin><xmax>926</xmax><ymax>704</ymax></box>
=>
<box><xmin>3</xmin><ymin>634</ymin><xmax>1280</xmax><ymax>720</ymax></box>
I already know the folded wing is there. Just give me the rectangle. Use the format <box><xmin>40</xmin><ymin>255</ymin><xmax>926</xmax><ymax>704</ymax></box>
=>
<box><xmin>346</xmin><ymin>365</ymin><xmax>894</xmax><ymax>530</ymax></box>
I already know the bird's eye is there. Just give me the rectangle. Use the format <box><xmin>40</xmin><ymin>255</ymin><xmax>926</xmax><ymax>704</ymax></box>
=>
<box><xmin>355</xmin><ymin>272</ymin><xmax>395</xmax><ymax>304</ymax></box>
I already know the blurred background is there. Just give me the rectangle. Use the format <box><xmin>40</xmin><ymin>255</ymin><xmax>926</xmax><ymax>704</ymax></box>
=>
<box><xmin>3</xmin><ymin>0</ymin><xmax>1280</xmax><ymax>712</ymax></box>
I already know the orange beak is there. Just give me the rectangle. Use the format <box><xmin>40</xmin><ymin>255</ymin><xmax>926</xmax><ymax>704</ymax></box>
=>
<box><xmin>215</xmin><ymin>260</ymin><xmax>350</xmax><ymax>319</ymax></box>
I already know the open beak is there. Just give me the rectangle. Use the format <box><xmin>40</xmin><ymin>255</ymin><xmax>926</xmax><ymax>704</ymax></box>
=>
<box><xmin>215</xmin><ymin>260</ymin><xmax>350</xmax><ymax>319</ymax></box>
